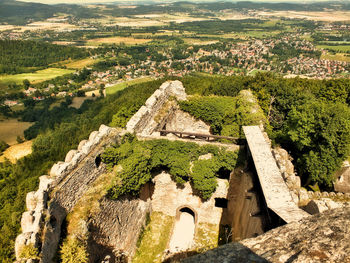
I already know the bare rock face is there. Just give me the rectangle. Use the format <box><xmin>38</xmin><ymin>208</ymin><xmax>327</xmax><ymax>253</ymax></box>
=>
<box><xmin>334</xmin><ymin>167</ymin><xmax>350</xmax><ymax>193</ymax></box>
<box><xmin>165</xmin><ymin>108</ymin><xmax>210</xmax><ymax>135</ymax></box>
<box><xmin>26</xmin><ymin>192</ymin><xmax>37</xmax><ymax>211</ymax></box>
<box><xmin>184</xmin><ymin>205</ymin><xmax>350</xmax><ymax>263</ymax></box>
<box><xmin>304</xmin><ymin>198</ymin><xmax>344</xmax><ymax>215</ymax></box>
<box><xmin>198</xmin><ymin>153</ymin><xmax>213</xmax><ymax>161</ymax></box>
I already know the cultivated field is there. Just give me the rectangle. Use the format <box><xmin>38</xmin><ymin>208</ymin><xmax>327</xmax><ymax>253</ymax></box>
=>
<box><xmin>0</xmin><ymin>68</ymin><xmax>74</xmax><ymax>84</ymax></box>
<box><xmin>64</xmin><ymin>57</ymin><xmax>97</xmax><ymax>69</ymax></box>
<box><xmin>87</xmin><ymin>36</ymin><xmax>151</xmax><ymax>46</ymax></box>
<box><xmin>0</xmin><ymin>119</ymin><xmax>32</xmax><ymax>145</ymax></box>
<box><xmin>317</xmin><ymin>45</ymin><xmax>350</xmax><ymax>53</ymax></box>
<box><xmin>0</xmin><ymin>140</ymin><xmax>32</xmax><ymax>163</ymax></box>
<box><xmin>106</xmin><ymin>77</ymin><xmax>153</xmax><ymax>96</ymax></box>
<box><xmin>184</xmin><ymin>38</ymin><xmax>219</xmax><ymax>45</ymax></box>
<box><xmin>321</xmin><ymin>52</ymin><xmax>350</xmax><ymax>63</ymax></box>
<box><xmin>256</xmin><ymin>11</ymin><xmax>350</xmax><ymax>22</ymax></box>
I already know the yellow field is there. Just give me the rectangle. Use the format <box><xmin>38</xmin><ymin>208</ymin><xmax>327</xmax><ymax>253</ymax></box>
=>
<box><xmin>64</xmin><ymin>58</ymin><xmax>97</xmax><ymax>69</ymax></box>
<box><xmin>0</xmin><ymin>140</ymin><xmax>32</xmax><ymax>163</ymax></box>
<box><xmin>256</xmin><ymin>11</ymin><xmax>350</xmax><ymax>22</ymax></box>
<box><xmin>321</xmin><ymin>53</ymin><xmax>350</xmax><ymax>63</ymax></box>
<box><xmin>0</xmin><ymin>119</ymin><xmax>32</xmax><ymax>145</ymax></box>
<box><xmin>0</xmin><ymin>68</ymin><xmax>74</xmax><ymax>85</ymax></box>
<box><xmin>184</xmin><ymin>38</ymin><xmax>219</xmax><ymax>45</ymax></box>
<box><xmin>87</xmin><ymin>36</ymin><xmax>151</xmax><ymax>46</ymax></box>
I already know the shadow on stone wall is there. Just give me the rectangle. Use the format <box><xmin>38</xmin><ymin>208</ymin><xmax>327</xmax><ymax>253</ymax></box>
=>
<box><xmin>217</xmin><ymin>149</ymin><xmax>282</xmax><ymax>245</ymax></box>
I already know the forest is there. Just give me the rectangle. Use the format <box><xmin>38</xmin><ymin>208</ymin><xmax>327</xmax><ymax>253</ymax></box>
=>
<box><xmin>0</xmin><ymin>40</ymin><xmax>88</xmax><ymax>74</ymax></box>
<box><xmin>0</xmin><ymin>73</ymin><xmax>350</xmax><ymax>260</ymax></box>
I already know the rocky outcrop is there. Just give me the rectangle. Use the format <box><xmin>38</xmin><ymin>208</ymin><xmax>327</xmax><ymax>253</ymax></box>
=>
<box><xmin>334</xmin><ymin>166</ymin><xmax>350</xmax><ymax>193</ymax></box>
<box><xmin>126</xmin><ymin>80</ymin><xmax>187</xmax><ymax>135</ymax></box>
<box><xmin>184</xmin><ymin>205</ymin><xmax>350</xmax><ymax>263</ymax></box>
<box><xmin>304</xmin><ymin>198</ymin><xmax>347</xmax><ymax>215</ymax></box>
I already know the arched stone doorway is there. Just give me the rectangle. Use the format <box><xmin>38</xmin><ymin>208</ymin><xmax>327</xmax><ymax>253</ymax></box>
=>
<box><xmin>169</xmin><ymin>206</ymin><xmax>197</xmax><ymax>253</ymax></box>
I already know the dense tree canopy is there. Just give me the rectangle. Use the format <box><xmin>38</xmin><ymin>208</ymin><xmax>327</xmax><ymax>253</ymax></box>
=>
<box><xmin>0</xmin><ymin>40</ymin><xmax>88</xmax><ymax>74</ymax></box>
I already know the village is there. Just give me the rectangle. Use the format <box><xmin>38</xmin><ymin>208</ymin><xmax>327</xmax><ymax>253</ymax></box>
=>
<box><xmin>1</xmin><ymin>33</ymin><xmax>349</xmax><ymax>108</ymax></box>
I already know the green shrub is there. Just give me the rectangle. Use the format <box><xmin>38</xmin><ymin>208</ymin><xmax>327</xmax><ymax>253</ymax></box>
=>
<box><xmin>179</xmin><ymin>93</ymin><xmax>266</xmax><ymax>137</ymax></box>
<box><xmin>0</xmin><ymin>141</ymin><xmax>9</xmax><ymax>154</ymax></box>
<box><xmin>19</xmin><ymin>243</ymin><xmax>39</xmax><ymax>260</ymax></box>
<box><xmin>102</xmin><ymin>136</ymin><xmax>239</xmax><ymax>200</ymax></box>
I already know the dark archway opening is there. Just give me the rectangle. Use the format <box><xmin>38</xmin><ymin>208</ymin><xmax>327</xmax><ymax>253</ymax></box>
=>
<box><xmin>95</xmin><ymin>154</ymin><xmax>102</xmax><ymax>168</ymax></box>
<box><xmin>180</xmin><ymin>207</ymin><xmax>195</xmax><ymax>218</ymax></box>
<box><xmin>217</xmin><ymin>167</ymin><xmax>231</xmax><ymax>180</ymax></box>
<box><xmin>215</xmin><ymin>198</ymin><xmax>228</xmax><ymax>208</ymax></box>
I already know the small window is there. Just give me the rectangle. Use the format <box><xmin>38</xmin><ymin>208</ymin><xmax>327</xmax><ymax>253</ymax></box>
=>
<box><xmin>215</xmin><ymin>198</ymin><xmax>228</xmax><ymax>208</ymax></box>
<box><xmin>95</xmin><ymin>155</ymin><xmax>102</xmax><ymax>168</ymax></box>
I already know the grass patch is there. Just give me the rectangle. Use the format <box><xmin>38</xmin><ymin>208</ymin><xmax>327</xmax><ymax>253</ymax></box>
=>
<box><xmin>70</xmin><ymin>97</ymin><xmax>95</xmax><ymax>109</ymax></box>
<box><xmin>193</xmin><ymin>222</ymin><xmax>219</xmax><ymax>253</ymax></box>
<box><xmin>106</xmin><ymin>77</ymin><xmax>153</xmax><ymax>96</ymax></box>
<box><xmin>0</xmin><ymin>68</ymin><xmax>74</xmax><ymax>85</ymax></box>
<box><xmin>133</xmin><ymin>212</ymin><xmax>174</xmax><ymax>263</ymax></box>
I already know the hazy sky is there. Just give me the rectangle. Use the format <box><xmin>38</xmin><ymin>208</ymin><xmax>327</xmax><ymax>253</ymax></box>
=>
<box><xmin>17</xmin><ymin>0</ymin><xmax>342</xmax><ymax>5</ymax></box>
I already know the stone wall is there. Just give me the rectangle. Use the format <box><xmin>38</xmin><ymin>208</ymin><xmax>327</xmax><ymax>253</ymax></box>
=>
<box><xmin>88</xmin><ymin>197</ymin><xmax>151</xmax><ymax>262</ymax></box>
<box><xmin>126</xmin><ymin>80</ymin><xmax>187</xmax><ymax>136</ymax></box>
<box><xmin>151</xmin><ymin>172</ymin><xmax>228</xmax><ymax>225</ymax></box>
<box><xmin>15</xmin><ymin>125</ymin><xmax>123</xmax><ymax>262</ymax></box>
<box><xmin>164</xmin><ymin>106</ymin><xmax>210</xmax><ymax>135</ymax></box>
<box><xmin>272</xmin><ymin>146</ymin><xmax>350</xmax><ymax>210</ymax></box>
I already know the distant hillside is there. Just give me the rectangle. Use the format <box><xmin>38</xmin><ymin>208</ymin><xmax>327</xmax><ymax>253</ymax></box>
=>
<box><xmin>0</xmin><ymin>0</ymin><xmax>99</xmax><ymax>25</ymax></box>
<box><xmin>1</xmin><ymin>0</ymin><xmax>350</xmax><ymax>25</ymax></box>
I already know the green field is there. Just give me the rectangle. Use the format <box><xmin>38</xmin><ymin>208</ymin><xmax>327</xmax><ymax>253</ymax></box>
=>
<box><xmin>106</xmin><ymin>77</ymin><xmax>154</xmax><ymax>95</ymax></box>
<box><xmin>317</xmin><ymin>45</ymin><xmax>350</xmax><ymax>53</ymax></box>
<box><xmin>0</xmin><ymin>68</ymin><xmax>75</xmax><ymax>85</ymax></box>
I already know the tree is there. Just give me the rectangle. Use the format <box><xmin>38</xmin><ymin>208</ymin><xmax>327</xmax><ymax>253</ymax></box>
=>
<box><xmin>286</xmin><ymin>101</ymin><xmax>350</xmax><ymax>187</ymax></box>
<box><xmin>23</xmin><ymin>79</ymin><xmax>30</xmax><ymax>90</ymax></box>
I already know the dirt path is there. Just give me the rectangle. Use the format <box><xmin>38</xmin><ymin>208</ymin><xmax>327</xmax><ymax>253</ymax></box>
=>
<box><xmin>168</xmin><ymin>212</ymin><xmax>195</xmax><ymax>253</ymax></box>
